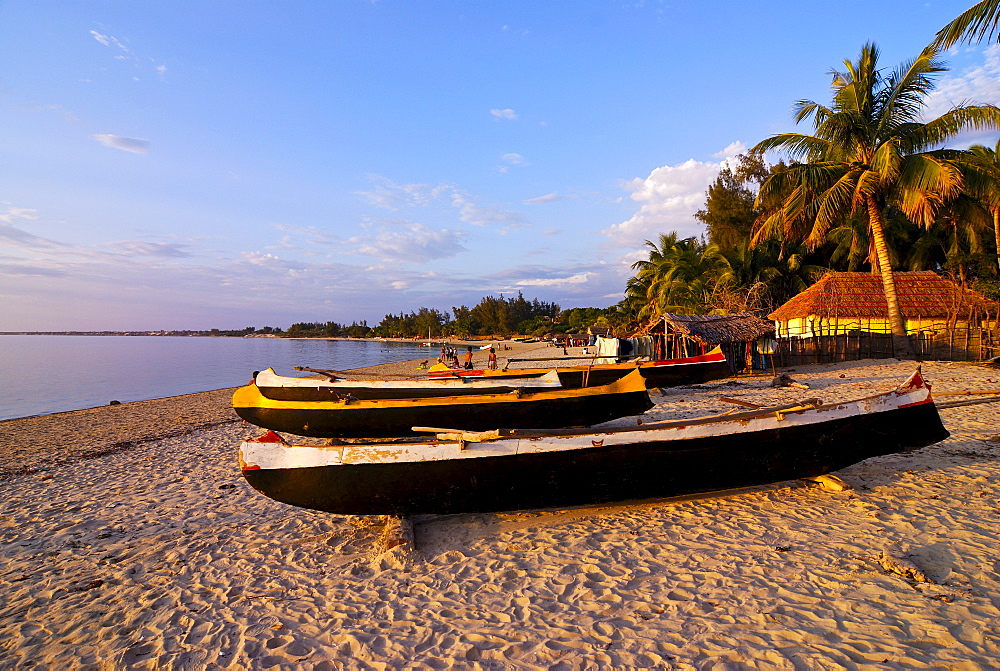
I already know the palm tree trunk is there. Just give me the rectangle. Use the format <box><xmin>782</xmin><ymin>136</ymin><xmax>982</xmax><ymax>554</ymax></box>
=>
<box><xmin>866</xmin><ymin>197</ymin><xmax>913</xmax><ymax>357</ymax></box>
<box><xmin>994</xmin><ymin>207</ymin><xmax>1000</xmax><ymax>273</ymax></box>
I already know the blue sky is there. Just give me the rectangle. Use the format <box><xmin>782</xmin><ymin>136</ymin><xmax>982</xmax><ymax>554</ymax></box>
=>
<box><xmin>2</xmin><ymin>1</ymin><xmax>997</xmax><ymax>331</ymax></box>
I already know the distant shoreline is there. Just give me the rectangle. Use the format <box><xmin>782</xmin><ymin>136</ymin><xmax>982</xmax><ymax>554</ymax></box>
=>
<box><xmin>0</xmin><ymin>332</ymin><xmax>530</xmax><ymax>343</ymax></box>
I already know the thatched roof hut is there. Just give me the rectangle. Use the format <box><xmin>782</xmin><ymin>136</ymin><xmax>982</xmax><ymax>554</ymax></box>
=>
<box><xmin>632</xmin><ymin>313</ymin><xmax>775</xmax><ymax>369</ymax></box>
<box><xmin>769</xmin><ymin>271</ymin><xmax>997</xmax><ymax>337</ymax></box>
<box><xmin>643</xmin><ymin>313</ymin><xmax>775</xmax><ymax>345</ymax></box>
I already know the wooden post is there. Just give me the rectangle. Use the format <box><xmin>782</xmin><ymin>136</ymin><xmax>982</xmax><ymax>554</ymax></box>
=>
<box><xmin>964</xmin><ymin>314</ymin><xmax>971</xmax><ymax>361</ymax></box>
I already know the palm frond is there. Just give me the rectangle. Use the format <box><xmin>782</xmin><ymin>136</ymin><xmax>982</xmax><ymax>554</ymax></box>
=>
<box><xmin>931</xmin><ymin>0</ymin><xmax>1000</xmax><ymax>49</ymax></box>
<box><xmin>909</xmin><ymin>105</ymin><xmax>1000</xmax><ymax>151</ymax></box>
<box><xmin>876</xmin><ymin>47</ymin><xmax>947</xmax><ymax>134</ymax></box>
<box><xmin>898</xmin><ymin>153</ymin><xmax>964</xmax><ymax>199</ymax></box>
<box><xmin>793</xmin><ymin>100</ymin><xmax>832</xmax><ymax>125</ymax></box>
<box><xmin>751</xmin><ymin>134</ymin><xmax>829</xmax><ymax>160</ymax></box>
<box><xmin>870</xmin><ymin>140</ymin><xmax>903</xmax><ymax>183</ymax></box>
<box><xmin>808</xmin><ymin>172</ymin><xmax>857</xmax><ymax>249</ymax></box>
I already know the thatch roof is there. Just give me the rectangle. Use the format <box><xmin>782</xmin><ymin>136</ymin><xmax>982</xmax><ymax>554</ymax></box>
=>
<box><xmin>637</xmin><ymin>313</ymin><xmax>775</xmax><ymax>344</ymax></box>
<box><xmin>769</xmin><ymin>271</ymin><xmax>996</xmax><ymax>322</ymax></box>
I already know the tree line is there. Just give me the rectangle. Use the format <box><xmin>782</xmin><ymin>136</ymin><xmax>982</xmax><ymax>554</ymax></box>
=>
<box><xmin>282</xmin><ymin>294</ymin><xmax>619</xmax><ymax>339</ymax></box>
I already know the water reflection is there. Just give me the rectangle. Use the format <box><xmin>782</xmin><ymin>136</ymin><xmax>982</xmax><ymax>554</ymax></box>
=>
<box><xmin>0</xmin><ymin>336</ymin><xmax>433</xmax><ymax>420</ymax></box>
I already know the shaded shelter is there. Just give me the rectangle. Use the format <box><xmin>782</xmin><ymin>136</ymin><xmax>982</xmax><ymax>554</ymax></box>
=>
<box><xmin>636</xmin><ymin>313</ymin><xmax>776</xmax><ymax>372</ymax></box>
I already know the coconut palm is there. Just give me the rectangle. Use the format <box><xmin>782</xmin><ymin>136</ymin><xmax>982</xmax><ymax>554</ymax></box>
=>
<box><xmin>960</xmin><ymin>140</ymin><xmax>1000</xmax><ymax>271</ymax></box>
<box><xmin>628</xmin><ymin>232</ymin><xmax>682</xmax><ymax>322</ymax></box>
<box><xmin>629</xmin><ymin>233</ymin><xmax>731</xmax><ymax>316</ymax></box>
<box><xmin>932</xmin><ymin>0</ymin><xmax>1000</xmax><ymax>49</ymax></box>
<box><xmin>827</xmin><ymin>210</ymin><xmax>916</xmax><ymax>272</ymax></box>
<box><xmin>907</xmin><ymin>194</ymin><xmax>993</xmax><ymax>283</ymax></box>
<box><xmin>751</xmin><ymin>43</ymin><xmax>1000</xmax><ymax>355</ymax></box>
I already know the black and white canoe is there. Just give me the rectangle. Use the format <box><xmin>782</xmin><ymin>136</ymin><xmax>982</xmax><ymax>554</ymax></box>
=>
<box><xmin>238</xmin><ymin>369</ymin><xmax>950</xmax><ymax>515</ymax></box>
<box><xmin>233</xmin><ymin>369</ymin><xmax>654</xmax><ymax>438</ymax></box>
<box><xmin>252</xmin><ymin>367</ymin><xmax>563</xmax><ymax>402</ymax></box>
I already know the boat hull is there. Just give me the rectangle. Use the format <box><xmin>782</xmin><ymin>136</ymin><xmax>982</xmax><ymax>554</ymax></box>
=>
<box><xmin>239</xmin><ymin>372</ymin><xmax>950</xmax><ymax>514</ymax></box>
<box><xmin>429</xmin><ymin>347</ymin><xmax>731</xmax><ymax>388</ymax></box>
<box><xmin>254</xmin><ymin>368</ymin><xmax>562</xmax><ymax>402</ymax></box>
<box><xmin>233</xmin><ymin>370</ymin><xmax>653</xmax><ymax>438</ymax></box>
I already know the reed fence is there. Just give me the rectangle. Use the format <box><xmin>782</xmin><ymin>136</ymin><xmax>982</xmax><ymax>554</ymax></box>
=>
<box><xmin>769</xmin><ymin>328</ymin><xmax>1000</xmax><ymax>367</ymax></box>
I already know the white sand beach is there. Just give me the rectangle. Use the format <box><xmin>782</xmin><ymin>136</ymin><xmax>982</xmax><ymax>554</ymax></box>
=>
<box><xmin>2</xmin><ymin>357</ymin><xmax>999</xmax><ymax>668</ymax></box>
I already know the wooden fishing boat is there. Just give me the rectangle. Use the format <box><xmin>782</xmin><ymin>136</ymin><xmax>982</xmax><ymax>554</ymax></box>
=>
<box><xmin>428</xmin><ymin>346</ymin><xmax>731</xmax><ymax>388</ymax></box>
<box><xmin>252</xmin><ymin>367</ymin><xmax>562</xmax><ymax>402</ymax></box>
<box><xmin>238</xmin><ymin>369</ymin><xmax>949</xmax><ymax>515</ymax></box>
<box><xmin>233</xmin><ymin>369</ymin><xmax>653</xmax><ymax>438</ymax></box>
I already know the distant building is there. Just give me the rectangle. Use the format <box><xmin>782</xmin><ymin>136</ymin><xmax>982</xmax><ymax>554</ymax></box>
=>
<box><xmin>769</xmin><ymin>271</ymin><xmax>997</xmax><ymax>338</ymax></box>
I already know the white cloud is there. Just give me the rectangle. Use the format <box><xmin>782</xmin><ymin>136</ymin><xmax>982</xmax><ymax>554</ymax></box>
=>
<box><xmin>523</xmin><ymin>193</ymin><xmax>561</xmax><ymax>204</ymax></box>
<box><xmin>602</xmin><ymin>144</ymin><xmax>745</xmax><ymax>247</ymax></box>
<box><xmin>107</xmin><ymin>241</ymin><xmax>192</xmax><ymax>258</ymax></box>
<box><xmin>93</xmin><ymin>134</ymin><xmax>150</xmax><ymax>154</ymax></box>
<box><xmin>359</xmin><ymin>175</ymin><xmax>528</xmax><ymax>231</ymax></box>
<box><xmin>0</xmin><ymin>206</ymin><xmax>39</xmax><ymax>224</ymax></box>
<box><xmin>90</xmin><ymin>30</ymin><xmax>132</xmax><ymax>57</ymax></box>
<box><xmin>924</xmin><ymin>45</ymin><xmax>1000</xmax><ymax>147</ymax></box>
<box><xmin>450</xmin><ymin>192</ymin><xmax>529</xmax><ymax>230</ymax></box>
<box><xmin>90</xmin><ymin>29</ymin><xmax>167</xmax><ymax>81</ymax></box>
<box><xmin>517</xmin><ymin>273</ymin><xmax>591</xmax><ymax>287</ymax></box>
<box><xmin>490</xmin><ymin>108</ymin><xmax>518</xmax><ymax>120</ymax></box>
<box><xmin>357</xmin><ymin>176</ymin><xmax>450</xmax><ymax>210</ymax></box>
<box><xmin>0</xmin><ymin>223</ymin><xmax>69</xmax><ymax>252</ymax></box>
<box><xmin>711</xmin><ymin>141</ymin><xmax>747</xmax><ymax>158</ymax></box>
<box><xmin>501</xmin><ymin>152</ymin><xmax>526</xmax><ymax>165</ymax></box>
<box><xmin>350</xmin><ymin>222</ymin><xmax>466</xmax><ymax>263</ymax></box>
<box><xmin>242</xmin><ymin>251</ymin><xmax>281</xmax><ymax>266</ymax></box>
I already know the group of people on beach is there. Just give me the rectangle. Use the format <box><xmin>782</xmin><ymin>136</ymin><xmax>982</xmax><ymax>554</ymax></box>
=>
<box><xmin>437</xmin><ymin>343</ymin><xmax>499</xmax><ymax>370</ymax></box>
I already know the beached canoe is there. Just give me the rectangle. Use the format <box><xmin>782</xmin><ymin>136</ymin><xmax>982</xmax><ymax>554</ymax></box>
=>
<box><xmin>428</xmin><ymin>346</ymin><xmax>731</xmax><ymax>388</ymax></box>
<box><xmin>238</xmin><ymin>368</ymin><xmax>949</xmax><ymax>515</ymax></box>
<box><xmin>252</xmin><ymin>367</ymin><xmax>562</xmax><ymax>402</ymax></box>
<box><xmin>233</xmin><ymin>369</ymin><xmax>653</xmax><ymax>438</ymax></box>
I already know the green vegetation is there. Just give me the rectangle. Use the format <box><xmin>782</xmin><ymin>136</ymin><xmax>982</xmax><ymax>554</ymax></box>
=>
<box><xmin>282</xmin><ymin>295</ymin><xmax>613</xmax><ymax>339</ymax></box>
<box><xmin>752</xmin><ymin>43</ymin><xmax>999</xmax><ymax>354</ymax></box>
<box><xmin>616</xmin><ymin>7</ymin><xmax>1000</xmax><ymax>338</ymax></box>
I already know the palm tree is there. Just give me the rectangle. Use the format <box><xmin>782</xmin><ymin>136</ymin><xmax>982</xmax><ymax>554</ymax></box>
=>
<box><xmin>827</xmin><ymin>210</ymin><xmax>917</xmax><ymax>272</ymax></box>
<box><xmin>961</xmin><ymin>140</ymin><xmax>1000</xmax><ymax>272</ymax></box>
<box><xmin>906</xmin><ymin>194</ymin><xmax>993</xmax><ymax>283</ymax></box>
<box><xmin>629</xmin><ymin>233</ymin><xmax>731</xmax><ymax>316</ymax></box>
<box><xmin>628</xmin><ymin>232</ymin><xmax>682</xmax><ymax>323</ymax></box>
<box><xmin>932</xmin><ymin>0</ymin><xmax>1000</xmax><ymax>49</ymax></box>
<box><xmin>752</xmin><ymin>43</ymin><xmax>1000</xmax><ymax>355</ymax></box>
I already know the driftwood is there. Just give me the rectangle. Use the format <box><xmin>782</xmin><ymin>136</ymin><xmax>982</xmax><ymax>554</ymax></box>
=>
<box><xmin>935</xmin><ymin>396</ymin><xmax>1000</xmax><ymax>409</ymax></box>
<box><xmin>876</xmin><ymin>550</ymin><xmax>932</xmax><ymax>584</ymax></box>
<box><xmin>718</xmin><ymin>397</ymin><xmax>764</xmax><ymax>409</ymax></box>
<box><xmin>293</xmin><ymin>366</ymin><xmax>343</xmax><ymax>380</ymax></box>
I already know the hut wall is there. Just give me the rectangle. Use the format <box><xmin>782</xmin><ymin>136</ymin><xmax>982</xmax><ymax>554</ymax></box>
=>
<box><xmin>772</xmin><ymin>326</ymin><xmax>999</xmax><ymax>366</ymax></box>
<box><xmin>775</xmin><ymin>315</ymin><xmax>984</xmax><ymax>338</ymax></box>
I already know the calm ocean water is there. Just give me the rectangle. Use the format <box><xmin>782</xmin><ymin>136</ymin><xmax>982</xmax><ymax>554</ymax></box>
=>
<box><xmin>0</xmin><ymin>335</ymin><xmax>437</xmax><ymax>421</ymax></box>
